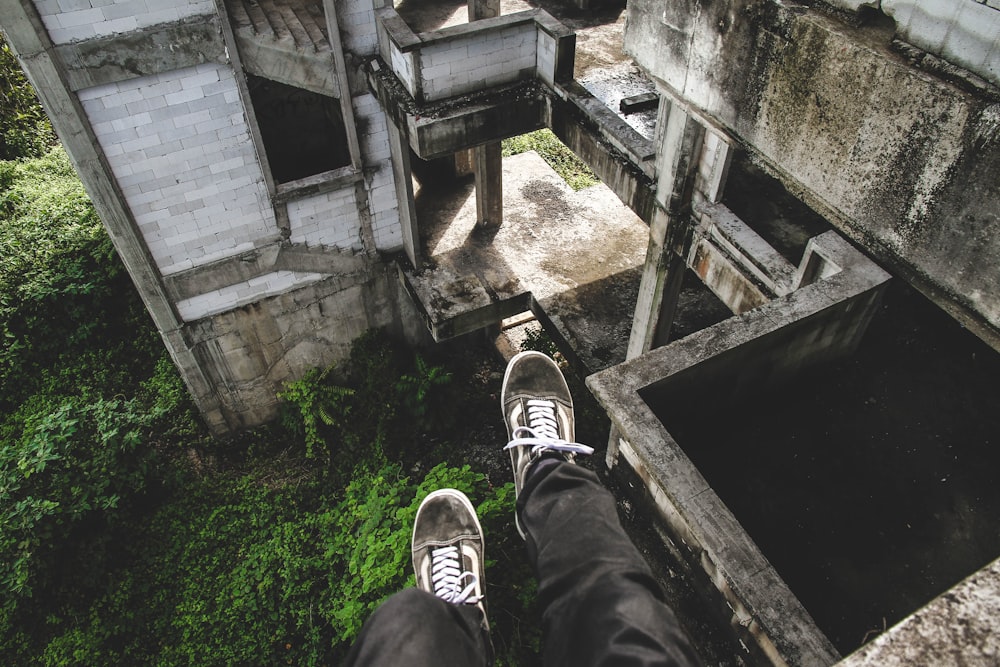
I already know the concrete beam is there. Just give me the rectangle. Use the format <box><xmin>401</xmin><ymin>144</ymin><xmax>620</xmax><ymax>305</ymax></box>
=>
<box><xmin>53</xmin><ymin>15</ymin><xmax>226</xmax><ymax>91</ymax></box>
<box><xmin>547</xmin><ymin>85</ymin><xmax>657</xmax><ymax>223</ymax></box>
<box><xmin>386</xmin><ymin>120</ymin><xmax>420</xmax><ymax>267</ymax></box>
<box><xmin>366</xmin><ymin>59</ymin><xmax>545</xmax><ymax>159</ymax></box>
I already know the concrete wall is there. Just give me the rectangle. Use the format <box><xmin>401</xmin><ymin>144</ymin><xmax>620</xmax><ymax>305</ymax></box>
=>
<box><xmin>623</xmin><ymin>0</ymin><xmax>1000</xmax><ymax>351</ymax></box>
<box><xmin>183</xmin><ymin>263</ymin><xmax>416</xmax><ymax>429</ymax></box>
<box><xmin>3</xmin><ymin>0</ymin><xmax>420</xmax><ymax>433</ymax></box>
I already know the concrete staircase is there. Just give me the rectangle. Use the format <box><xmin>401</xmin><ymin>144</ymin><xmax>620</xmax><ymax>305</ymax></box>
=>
<box><xmin>222</xmin><ymin>0</ymin><xmax>340</xmax><ymax>96</ymax></box>
<box><xmin>226</xmin><ymin>0</ymin><xmax>330</xmax><ymax>53</ymax></box>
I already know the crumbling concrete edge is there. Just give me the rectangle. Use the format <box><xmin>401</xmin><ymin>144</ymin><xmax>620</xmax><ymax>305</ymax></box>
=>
<box><xmin>586</xmin><ymin>236</ymin><xmax>893</xmax><ymax>666</ymax></box>
<box><xmin>834</xmin><ymin>555</ymin><xmax>1000</xmax><ymax>667</ymax></box>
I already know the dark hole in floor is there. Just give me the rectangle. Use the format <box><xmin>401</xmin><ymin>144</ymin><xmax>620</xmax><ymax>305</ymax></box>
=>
<box><xmin>644</xmin><ymin>282</ymin><xmax>1000</xmax><ymax>654</ymax></box>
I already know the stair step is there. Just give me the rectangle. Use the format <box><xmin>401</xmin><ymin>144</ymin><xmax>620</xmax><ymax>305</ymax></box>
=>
<box><xmin>257</xmin><ymin>0</ymin><xmax>296</xmax><ymax>46</ymax></box>
<box><xmin>293</xmin><ymin>4</ymin><xmax>330</xmax><ymax>52</ymax></box>
<box><xmin>244</xmin><ymin>0</ymin><xmax>275</xmax><ymax>39</ymax></box>
<box><xmin>278</xmin><ymin>3</ymin><xmax>314</xmax><ymax>51</ymax></box>
<box><xmin>225</xmin><ymin>0</ymin><xmax>330</xmax><ymax>54</ymax></box>
<box><xmin>227</xmin><ymin>0</ymin><xmax>252</xmax><ymax>31</ymax></box>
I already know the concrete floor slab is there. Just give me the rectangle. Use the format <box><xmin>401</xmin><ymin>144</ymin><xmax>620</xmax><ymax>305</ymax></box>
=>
<box><xmin>403</xmin><ymin>150</ymin><xmax>647</xmax><ymax>371</ymax></box>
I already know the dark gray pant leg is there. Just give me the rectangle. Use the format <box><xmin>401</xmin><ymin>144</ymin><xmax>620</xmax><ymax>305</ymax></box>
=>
<box><xmin>518</xmin><ymin>459</ymin><xmax>702</xmax><ymax>667</ymax></box>
<box><xmin>344</xmin><ymin>588</ymin><xmax>492</xmax><ymax>666</ymax></box>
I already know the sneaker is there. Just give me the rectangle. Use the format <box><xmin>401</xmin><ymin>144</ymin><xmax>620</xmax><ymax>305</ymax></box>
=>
<box><xmin>501</xmin><ymin>351</ymin><xmax>594</xmax><ymax>537</ymax></box>
<box><xmin>412</xmin><ymin>488</ymin><xmax>486</xmax><ymax>614</ymax></box>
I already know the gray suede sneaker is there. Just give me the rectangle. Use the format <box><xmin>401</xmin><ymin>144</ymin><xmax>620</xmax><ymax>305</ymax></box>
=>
<box><xmin>411</xmin><ymin>488</ymin><xmax>486</xmax><ymax>614</ymax></box>
<box><xmin>501</xmin><ymin>351</ymin><xmax>594</xmax><ymax>537</ymax></box>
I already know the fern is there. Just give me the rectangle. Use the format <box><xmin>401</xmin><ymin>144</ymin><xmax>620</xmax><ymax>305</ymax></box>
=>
<box><xmin>277</xmin><ymin>366</ymin><xmax>355</xmax><ymax>458</ymax></box>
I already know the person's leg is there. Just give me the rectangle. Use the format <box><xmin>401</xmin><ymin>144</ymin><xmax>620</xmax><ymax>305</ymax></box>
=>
<box><xmin>502</xmin><ymin>351</ymin><xmax>701</xmax><ymax>667</ymax></box>
<box><xmin>343</xmin><ymin>588</ymin><xmax>490</xmax><ymax>666</ymax></box>
<box><xmin>344</xmin><ymin>488</ymin><xmax>494</xmax><ymax>667</ymax></box>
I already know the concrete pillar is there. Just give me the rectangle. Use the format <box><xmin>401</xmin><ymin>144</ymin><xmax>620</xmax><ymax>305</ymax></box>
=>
<box><xmin>627</xmin><ymin>101</ymin><xmax>704</xmax><ymax>359</ymax></box>
<box><xmin>474</xmin><ymin>142</ymin><xmax>503</xmax><ymax>228</ymax></box>
<box><xmin>468</xmin><ymin>0</ymin><xmax>503</xmax><ymax>229</ymax></box>
<box><xmin>468</xmin><ymin>0</ymin><xmax>500</xmax><ymax>20</ymax></box>
<box><xmin>387</xmin><ymin>121</ymin><xmax>420</xmax><ymax>267</ymax></box>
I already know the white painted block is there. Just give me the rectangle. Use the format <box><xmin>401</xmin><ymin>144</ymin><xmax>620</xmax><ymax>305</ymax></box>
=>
<box><xmin>940</xmin><ymin>0</ymin><xmax>1000</xmax><ymax>82</ymax></box>
<box><xmin>884</xmin><ymin>0</ymin><xmax>960</xmax><ymax>54</ymax></box>
<box><xmin>101</xmin><ymin>0</ymin><xmax>149</xmax><ymax>21</ymax></box>
<box><xmin>49</xmin><ymin>24</ymin><xmax>97</xmax><ymax>43</ymax></box>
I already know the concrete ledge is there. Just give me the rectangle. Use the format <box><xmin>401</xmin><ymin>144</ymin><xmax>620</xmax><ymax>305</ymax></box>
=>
<box><xmin>366</xmin><ymin>59</ymin><xmax>546</xmax><ymax>159</ymax></box>
<box><xmin>164</xmin><ymin>241</ymin><xmax>371</xmax><ymax>303</ymax></box>
<box><xmin>587</xmin><ymin>232</ymin><xmax>890</xmax><ymax>666</ymax></box>
<box><xmin>274</xmin><ymin>166</ymin><xmax>364</xmax><ymax>204</ymax></box>
<box><xmin>836</xmin><ymin>556</ymin><xmax>1000</xmax><ymax>667</ymax></box>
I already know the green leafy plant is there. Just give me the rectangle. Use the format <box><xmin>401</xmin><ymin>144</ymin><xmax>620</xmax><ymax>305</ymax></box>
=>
<box><xmin>0</xmin><ymin>36</ymin><xmax>57</xmax><ymax>161</ymax></box>
<box><xmin>395</xmin><ymin>354</ymin><xmax>452</xmax><ymax>431</ymax></box>
<box><xmin>277</xmin><ymin>364</ymin><xmax>355</xmax><ymax>458</ymax></box>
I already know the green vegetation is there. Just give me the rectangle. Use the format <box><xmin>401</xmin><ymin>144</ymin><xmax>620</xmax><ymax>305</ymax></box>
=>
<box><xmin>0</xmin><ymin>37</ymin><xmax>57</xmax><ymax>160</ymax></box>
<box><xmin>503</xmin><ymin>128</ymin><xmax>599</xmax><ymax>191</ymax></box>
<box><xmin>0</xmin><ymin>55</ymin><xmax>539</xmax><ymax>665</ymax></box>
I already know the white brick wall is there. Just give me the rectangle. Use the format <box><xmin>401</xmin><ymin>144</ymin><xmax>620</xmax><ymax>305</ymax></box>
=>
<box><xmin>883</xmin><ymin>0</ymin><xmax>1000</xmax><ymax>87</ymax></box>
<box><xmin>176</xmin><ymin>270</ymin><xmax>326</xmax><ymax>321</ymax></box>
<box><xmin>79</xmin><ymin>62</ymin><xmax>278</xmax><ymax>276</ymax></box>
<box><xmin>389</xmin><ymin>42</ymin><xmax>418</xmax><ymax>97</ymax></box>
<box><xmin>370</xmin><ymin>163</ymin><xmax>402</xmax><ymax>250</ymax></box>
<box><xmin>420</xmin><ymin>24</ymin><xmax>537</xmax><ymax>100</ymax></box>
<box><xmin>33</xmin><ymin>0</ymin><xmax>216</xmax><ymax>44</ymax></box>
<box><xmin>287</xmin><ymin>187</ymin><xmax>361</xmax><ymax>249</ymax></box>
<box><xmin>352</xmin><ymin>92</ymin><xmax>401</xmax><ymax>251</ymax></box>
<box><xmin>353</xmin><ymin>92</ymin><xmax>391</xmax><ymax>167</ymax></box>
<box><xmin>339</xmin><ymin>0</ymin><xmax>378</xmax><ymax>56</ymax></box>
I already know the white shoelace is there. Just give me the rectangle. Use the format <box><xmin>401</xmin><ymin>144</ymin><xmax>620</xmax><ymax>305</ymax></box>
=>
<box><xmin>430</xmin><ymin>545</ymin><xmax>482</xmax><ymax>604</ymax></box>
<box><xmin>503</xmin><ymin>398</ymin><xmax>595</xmax><ymax>457</ymax></box>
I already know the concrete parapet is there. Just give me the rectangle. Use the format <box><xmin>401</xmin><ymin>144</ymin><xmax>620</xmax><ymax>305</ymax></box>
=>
<box><xmin>375</xmin><ymin>7</ymin><xmax>574</xmax><ymax>104</ymax></box>
<box><xmin>587</xmin><ymin>231</ymin><xmax>890</xmax><ymax>665</ymax></box>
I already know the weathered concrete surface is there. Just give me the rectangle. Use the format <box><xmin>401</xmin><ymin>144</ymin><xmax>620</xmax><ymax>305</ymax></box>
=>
<box><xmin>587</xmin><ymin>232</ymin><xmax>890</xmax><ymax>666</ymax></box>
<box><xmin>53</xmin><ymin>15</ymin><xmax>226</xmax><ymax>91</ymax></box>
<box><xmin>836</xmin><ymin>556</ymin><xmax>1000</xmax><ymax>667</ymax></box>
<box><xmin>366</xmin><ymin>61</ymin><xmax>546</xmax><ymax>159</ymax></box>
<box><xmin>402</xmin><ymin>150</ymin><xmax>647</xmax><ymax>372</ymax></box>
<box><xmin>624</xmin><ymin>0</ymin><xmax>1000</xmax><ymax>351</ymax></box>
<box><xmin>184</xmin><ymin>260</ymin><xmax>430</xmax><ymax>429</ymax></box>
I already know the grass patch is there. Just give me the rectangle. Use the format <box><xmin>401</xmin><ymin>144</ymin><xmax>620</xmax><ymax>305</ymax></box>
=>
<box><xmin>502</xmin><ymin>129</ymin><xmax>598</xmax><ymax>191</ymax></box>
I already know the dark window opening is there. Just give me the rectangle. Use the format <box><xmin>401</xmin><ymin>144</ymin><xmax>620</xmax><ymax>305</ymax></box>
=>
<box><xmin>246</xmin><ymin>75</ymin><xmax>351</xmax><ymax>184</ymax></box>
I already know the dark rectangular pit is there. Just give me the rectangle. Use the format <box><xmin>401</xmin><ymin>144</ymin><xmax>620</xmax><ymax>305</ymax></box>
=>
<box><xmin>643</xmin><ymin>283</ymin><xmax>1000</xmax><ymax>654</ymax></box>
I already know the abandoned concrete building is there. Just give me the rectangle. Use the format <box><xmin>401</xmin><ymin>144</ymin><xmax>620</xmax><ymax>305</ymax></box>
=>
<box><xmin>2</xmin><ymin>0</ymin><xmax>999</xmax><ymax>663</ymax></box>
